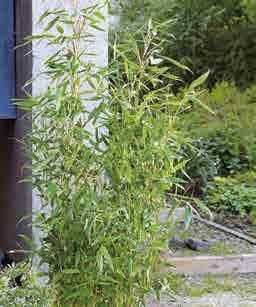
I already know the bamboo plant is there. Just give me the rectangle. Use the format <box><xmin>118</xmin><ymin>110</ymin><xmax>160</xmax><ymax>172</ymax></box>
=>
<box><xmin>14</xmin><ymin>1</ymin><xmax>208</xmax><ymax>306</ymax></box>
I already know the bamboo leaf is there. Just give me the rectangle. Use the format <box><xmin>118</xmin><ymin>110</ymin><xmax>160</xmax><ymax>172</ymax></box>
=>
<box><xmin>189</xmin><ymin>71</ymin><xmax>210</xmax><ymax>90</ymax></box>
<box><xmin>187</xmin><ymin>94</ymin><xmax>215</xmax><ymax>115</ymax></box>
<box><xmin>56</xmin><ymin>25</ymin><xmax>64</xmax><ymax>34</ymax></box>
<box><xmin>93</xmin><ymin>11</ymin><xmax>105</xmax><ymax>20</ymax></box>
<box><xmin>159</xmin><ymin>55</ymin><xmax>193</xmax><ymax>73</ymax></box>
<box><xmin>44</xmin><ymin>16</ymin><xmax>60</xmax><ymax>32</ymax></box>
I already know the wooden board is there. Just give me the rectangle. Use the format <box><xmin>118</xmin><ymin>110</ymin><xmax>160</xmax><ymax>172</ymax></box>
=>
<box><xmin>162</xmin><ymin>252</ymin><xmax>256</xmax><ymax>275</ymax></box>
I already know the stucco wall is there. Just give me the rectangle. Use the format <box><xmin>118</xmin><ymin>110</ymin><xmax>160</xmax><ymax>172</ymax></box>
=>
<box><xmin>32</xmin><ymin>0</ymin><xmax>108</xmax><ymax>247</ymax></box>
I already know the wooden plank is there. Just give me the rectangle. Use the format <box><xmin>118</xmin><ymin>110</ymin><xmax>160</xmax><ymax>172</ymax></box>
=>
<box><xmin>161</xmin><ymin>252</ymin><xmax>256</xmax><ymax>275</ymax></box>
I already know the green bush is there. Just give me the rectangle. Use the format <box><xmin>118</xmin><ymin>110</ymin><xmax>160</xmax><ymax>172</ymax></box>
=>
<box><xmin>113</xmin><ymin>0</ymin><xmax>256</xmax><ymax>89</ymax></box>
<box><xmin>204</xmin><ymin>172</ymin><xmax>256</xmax><ymax>222</ymax></box>
<box><xmin>179</xmin><ymin>82</ymin><xmax>256</xmax><ymax>182</ymax></box>
<box><xmin>242</xmin><ymin>0</ymin><xmax>256</xmax><ymax>22</ymax></box>
<box><xmin>17</xmin><ymin>4</ymin><xmax>206</xmax><ymax>305</ymax></box>
<box><xmin>155</xmin><ymin>0</ymin><xmax>254</xmax><ymax>88</ymax></box>
<box><xmin>0</xmin><ymin>262</ymin><xmax>53</xmax><ymax>306</ymax></box>
<box><xmin>179</xmin><ymin>139</ymin><xmax>220</xmax><ymax>196</ymax></box>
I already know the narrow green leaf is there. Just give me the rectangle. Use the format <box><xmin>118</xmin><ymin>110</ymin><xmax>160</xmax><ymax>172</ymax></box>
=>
<box><xmin>96</xmin><ymin>249</ymin><xmax>104</xmax><ymax>273</ymax></box>
<box><xmin>187</xmin><ymin>94</ymin><xmax>215</xmax><ymax>115</ymax></box>
<box><xmin>44</xmin><ymin>16</ymin><xmax>60</xmax><ymax>32</ymax></box>
<box><xmin>189</xmin><ymin>71</ymin><xmax>210</xmax><ymax>90</ymax></box>
<box><xmin>101</xmin><ymin>246</ymin><xmax>114</xmax><ymax>272</ymax></box>
<box><xmin>62</xmin><ymin>269</ymin><xmax>80</xmax><ymax>274</ymax></box>
<box><xmin>93</xmin><ymin>11</ymin><xmax>105</xmax><ymax>20</ymax></box>
<box><xmin>90</xmin><ymin>24</ymin><xmax>105</xmax><ymax>32</ymax></box>
<box><xmin>184</xmin><ymin>207</ymin><xmax>192</xmax><ymax>230</ymax></box>
<box><xmin>159</xmin><ymin>55</ymin><xmax>193</xmax><ymax>73</ymax></box>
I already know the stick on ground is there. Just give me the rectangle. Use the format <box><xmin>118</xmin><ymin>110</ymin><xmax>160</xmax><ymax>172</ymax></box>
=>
<box><xmin>195</xmin><ymin>216</ymin><xmax>256</xmax><ymax>245</ymax></box>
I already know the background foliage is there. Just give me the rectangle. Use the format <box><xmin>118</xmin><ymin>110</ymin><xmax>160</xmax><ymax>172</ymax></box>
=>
<box><xmin>112</xmin><ymin>0</ymin><xmax>256</xmax><ymax>89</ymax></box>
<box><xmin>177</xmin><ymin>82</ymin><xmax>256</xmax><ymax>204</ymax></box>
<box><xmin>179</xmin><ymin>82</ymin><xmax>256</xmax><ymax>175</ymax></box>
<box><xmin>204</xmin><ymin>172</ymin><xmax>256</xmax><ymax>223</ymax></box>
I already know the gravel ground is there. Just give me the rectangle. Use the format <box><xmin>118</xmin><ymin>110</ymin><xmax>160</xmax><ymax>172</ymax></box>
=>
<box><xmin>170</xmin><ymin>218</ymin><xmax>256</xmax><ymax>256</ymax></box>
<box><xmin>148</xmin><ymin>273</ymin><xmax>256</xmax><ymax>306</ymax></box>
<box><xmin>149</xmin><ymin>293</ymin><xmax>256</xmax><ymax>307</ymax></box>
<box><xmin>148</xmin><ymin>217</ymin><xmax>256</xmax><ymax>306</ymax></box>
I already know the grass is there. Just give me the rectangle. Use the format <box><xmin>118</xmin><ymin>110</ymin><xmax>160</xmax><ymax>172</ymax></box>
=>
<box><xmin>207</xmin><ymin>241</ymin><xmax>235</xmax><ymax>256</ymax></box>
<box><xmin>169</xmin><ymin>273</ymin><xmax>256</xmax><ymax>300</ymax></box>
<box><xmin>185</xmin><ymin>275</ymin><xmax>235</xmax><ymax>298</ymax></box>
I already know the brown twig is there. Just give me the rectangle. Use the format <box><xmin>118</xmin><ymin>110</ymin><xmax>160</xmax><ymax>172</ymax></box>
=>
<box><xmin>195</xmin><ymin>215</ymin><xmax>256</xmax><ymax>245</ymax></box>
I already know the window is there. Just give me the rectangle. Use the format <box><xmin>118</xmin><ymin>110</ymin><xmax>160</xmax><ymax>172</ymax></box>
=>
<box><xmin>0</xmin><ymin>1</ymin><xmax>15</xmax><ymax>119</ymax></box>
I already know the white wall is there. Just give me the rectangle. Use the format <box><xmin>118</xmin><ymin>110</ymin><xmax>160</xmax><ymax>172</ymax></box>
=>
<box><xmin>32</xmin><ymin>0</ymin><xmax>108</xmax><ymax>249</ymax></box>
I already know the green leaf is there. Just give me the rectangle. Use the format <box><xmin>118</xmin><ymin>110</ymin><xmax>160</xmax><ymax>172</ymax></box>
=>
<box><xmin>62</xmin><ymin>269</ymin><xmax>80</xmax><ymax>274</ymax></box>
<box><xmin>48</xmin><ymin>183</ymin><xmax>57</xmax><ymax>197</ymax></box>
<box><xmin>187</xmin><ymin>94</ymin><xmax>215</xmax><ymax>115</ymax></box>
<box><xmin>173</xmin><ymin>160</ymin><xmax>188</xmax><ymax>172</ymax></box>
<box><xmin>44</xmin><ymin>16</ymin><xmax>60</xmax><ymax>32</ymax></box>
<box><xmin>56</xmin><ymin>25</ymin><xmax>64</xmax><ymax>34</ymax></box>
<box><xmin>189</xmin><ymin>71</ymin><xmax>210</xmax><ymax>90</ymax></box>
<box><xmin>15</xmin><ymin>99</ymin><xmax>40</xmax><ymax>110</ymax></box>
<box><xmin>25</xmin><ymin>34</ymin><xmax>55</xmax><ymax>41</ymax></box>
<box><xmin>96</xmin><ymin>248</ymin><xmax>104</xmax><ymax>273</ymax></box>
<box><xmin>93</xmin><ymin>11</ymin><xmax>105</xmax><ymax>20</ymax></box>
<box><xmin>96</xmin><ymin>246</ymin><xmax>114</xmax><ymax>273</ymax></box>
<box><xmin>90</xmin><ymin>24</ymin><xmax>105</xmax><ymax>32</ymax></box>
<box><xmin>159</xmin><ymin>55</ymin><xmax>193</xmax><ymax>73</ymax></box>
<box><xmin>38</xmin><ymin>9</ymin><xmax>51</xmax><ymax>23</ymax></box>
<box><xmin>101</xmin><ymin>246</ymin><xmax>114</xmax><ymax>272</ymax></box>
<box><xmin>124</xmin><ymin>60</ymin><xmax>129</xmax><ymax>78</ymax></box>
<box><xmin>86</xmin><ymin>77</ymin><xmax>97</xmax><ymax>90</ymax></box>
<box><xmin>184</xmin><ymin>206</ymin><xmax>192</xmax><ymax>230</ymax></box>
<box><xmin>194</xmin><ymin>198</ymin><xmax>213</xmax><ymax>220</ymax></box>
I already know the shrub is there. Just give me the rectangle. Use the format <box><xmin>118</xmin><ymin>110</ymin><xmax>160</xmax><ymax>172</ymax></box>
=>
<box><xmin>113</xmin><ymin>0</ymin><xmax>256</xmax><ymax>89</ymax></box>
<box><xmin>179</xmin><ymin>82</ymin><xmax>256</xmax><ymax>181</ymax></box>
<box><xmin>18</xmin><ymin>4</ymin><xmax>205</xmax><ymax>306</ymax></box>
<box><xmin>204</xmin><ymin>172</ymin><xmax>256</xmax><ymax>222</ymax></box>
<box><xmin>0</xmin><ymin>262</ymin><xmax>53</xmax><ymax>306</ymax></box>
<box><xmin>242</xmin><ymin>0</ymin><xmax>256</xmax><ymax>22</ymax></box>
<box><xmin>180</xmin><ymin>139</ymin><xmax>220</xmax><ymax>197</ymax></box>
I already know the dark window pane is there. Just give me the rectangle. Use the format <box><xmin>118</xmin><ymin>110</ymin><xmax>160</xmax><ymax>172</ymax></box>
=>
<box><xmin>0</xmin><ymin>1</ymin><xmax>15</xmax><ymax>119</ymax></box>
